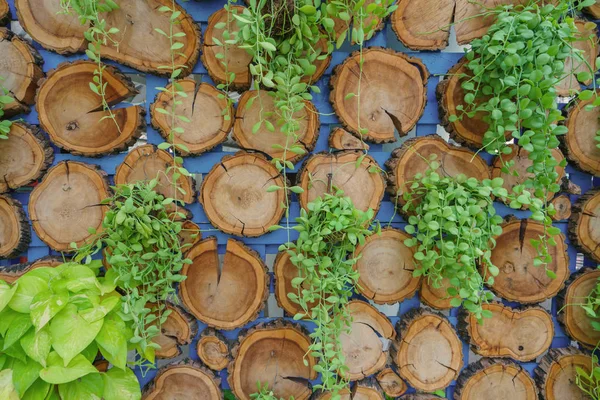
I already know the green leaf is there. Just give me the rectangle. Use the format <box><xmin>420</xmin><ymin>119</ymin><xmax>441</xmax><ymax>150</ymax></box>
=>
<box><xmin>259</xmin><ymin>41</ymin><xmax>276</xmax><ymax>52</ymax></box>
<box><xmin>95</xmin><ymin>312</ymin><xmax>128</xmax><ymax>369</ymax></box>
<box><xmin>9</xmin><ymin>276</ymin><xmax>47</xmax><ymax>313</ymax></box>
<box><xmin>58</xmin><ymin>373</ymin><xmax>103</xmax><ymax>400</ymax></box>
<box><xmin>21</xmin><ymin>379</ymin><xmax>52</xmax><ymax>400</ymax></box>
<box><xmin>20</xmin><ymin>326</ymin><xmax>52</xmax><ymax>367</ymax></box>
<box><xmin>0</xmin><ymin>370</ymin><xmax>20</xmax><ymax>400</ymax></box>
<box><xmin>3</xmin><ymin>313</ymin><xmax>32</xmax><ymax>350</ymax></box>
<box><xmin>102</xmin><ymin>367</ymin><xmax>141</xmax><ymax>400</ymax></box>
<box><xmin>30</xmin><ymin>291</ymin><xmax>69</xmax><ymax>332</ymax></box>
<box><xmin>39</xmin><ymin>353</ymin><xmax>98</xmax><ymax>385</ymax></box>
<box><xmin>12</xmin><ymin>358</ymin><xmax>42</xmax><ymax>397</ymax></box>
<box><xmin>0</xmin><ymin>280</ymin><xmax>17</xmax><ymax>313</ymax></box>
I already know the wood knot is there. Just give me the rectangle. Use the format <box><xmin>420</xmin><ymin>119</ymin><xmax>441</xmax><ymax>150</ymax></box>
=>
<box><xmin>236</xmin><ymin>190</ymin><xmax>262</xmax><ymax>208</ymax></box>
<box><xmin>518</xmin><ymin>345</ymin><xmax>524</xmax><ymax>351</ymax></box>
<box><xmin>503</xmin><ymin>262</ymin><xmax>515</xmax><ymax>274</ymax></box>
<box><xmin>66</xmin><ymin>121</ymin><xmax>79</xmax><ymax>131</ymax></box>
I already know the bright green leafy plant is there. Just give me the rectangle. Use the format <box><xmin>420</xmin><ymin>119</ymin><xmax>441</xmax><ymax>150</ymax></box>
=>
<box><xmin>251</xmin><ymin>381</ymin><xmax>293</xmax><ymax>400</ymax></box>
<box><xmin>0</xmin><ymin>76</ymin><xmax>13</xmax><ymax>140</ymax></box>
<box><xmin>0</xmin><ymin>261</ymin><xmax>140</xmax><ymax>399</ymax></box>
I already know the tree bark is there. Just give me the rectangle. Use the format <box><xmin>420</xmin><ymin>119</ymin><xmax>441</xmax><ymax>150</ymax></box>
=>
<box><xmin>562</xmin><ymin>90</ymin><xmax>600</xmax><ymax>176</ymax></box>
<box><xmin>419</xmin><ymin>277</ymin><xmax>459</xmax><ymax>310</ymax></box>
<box><xmin>0</xmin><ymin>194</ymin><xmax>30</xmax><ymax>259</ymax></box>
<box><xmin>142</xmin><ymin>359</ymin><xmax>222</xmax><ymax>400</ymax></box>
<box><xmin>151</xmin><ymin>303</ymin><xmax>197</xmax><ymax>359</ymax></box>
<box><xmin>179</xmin><ymin>220</ymin><xmax>202</xmax><ymax>255</ymax></box>
<box><xmin>550</xmin><ymin>195</ymin><xmax>572</xmax><ymax>221</ymax></box>
<box><xmin>534</xmin><ymin>347</ymin><xmax>593</xmax><ymax>400</ymax></box>
<box><xmin>197</xmin><ymin>328</ymin><xmax>231</xmax><ymax>371</ymax></box>
<box><xmin>570</xmin><ymin>188</ymin><xmax>600</xmax><ymax>263</ymax></box>
<box><xmin>0</xmin><ymin>256</ymin><xmax>62</xmax><ymax>283</ymax></box>
<box><xmin>555</xmin><ymin>20</ymin><xmax>598</xmax><ymax>97</ymax></box>
<box><xmin>376</xmin><ymin>368</ymin><xmax>407</xmax><ymax>398</ymax></box>
<box><xmin>391</xmin><ymin>0</ymin><xmax>454</xmax><ymax>50</ymax></box>
<box><xmin>328</xmin><ymin>127</ymin><xmax>369</xmax><ymax>151</ymax></box>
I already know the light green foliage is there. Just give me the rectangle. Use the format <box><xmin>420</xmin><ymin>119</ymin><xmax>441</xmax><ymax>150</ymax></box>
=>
<box><xmin>0</xmin><ymin>76</ymin><xmax>13</xmax><ymax>140</ymax></box>
<box><xmin>251</xmin><ymin>381</ymin><xmax>294</xmax><ymax>400</ymax></box>
<box><xmin>0</xmin><ymin>263</ymin><xmax>140</xmax><ymax>399</ymax></box>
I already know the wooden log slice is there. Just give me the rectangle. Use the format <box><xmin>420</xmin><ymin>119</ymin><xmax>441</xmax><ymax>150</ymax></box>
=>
<box><xmin>200</xmin><ymin>151</ymin><xmax>286</xmax><ymax>237</ymax></box>
<box><xmin>555</xmin><ymin>20</ymin><xmax>598</xmax><ymax>97</ymax></box>
<box><xmin>28</xmin><ymin>161</ymin><xmax>110</xmax><ymax>252</ymax></box>
<box><xmin>393</xmin><ymin>308</ymin><xmax>463</xmax><ymax>393</ymax></box>
<box><xmin>534</xmin><ymin>347</ymin><xmax>593</xmax><ymax>400</ymax></box>
<box><xmin>585</xmin><ymin>1</ymin><xmax>600</xmax><ymax>18</ymax></box>
<box><xmin>0</xmin><ymin>195</ymin><xmax>30</xmax><ymax>259</ymax></box>
<box><xmin>0</xmin><ymin>28</ymin><xmax>44</xmax><ymax>117</ymax></box>
<box><xmin>454</xmin><ymin>0</ymin><xmax>526</xmax><ymax>45</ymax></box>
<box><xmin>0</xmin><ymin>0</ymin><xmax>9</xmax><ymax>26</ymax></box>
<box><xmin>342</xmin><ymin>301</ymin><xmax>396</xmax><ymax>381</ymax></box>
<box><xmin>297</xmin><ymin>151</ymin><xmax>385</xmax><ymax>213</ymax></box>
<box><xmin>312</xmin><ymin>378</ymin><xmax>385</xmax><ymax>400</ymax></box>
<box><xmin>488</xmin><ymin>218</ymin><xmax>570</xmax><ymax>303</ymax></box>
<box><xmin>197</xmin><ymin>328</ymin><xmax>231</xmax><ymax>371</ymax></box>
<box><xmin>16</xmin><ymin>0</ymin><xmax>200</xmax><ymax>76</ymax></box>
<box><xmin>0</xmin><ymin>256</ymin><xmax>62</xmax><ymax>283</ymax></box>
<box><xmin>329</xmin><ymin>127</ymin><xmax>369</xmax><ymax>151</ymax></box>
<box><xmin>376</xmin><ymin>368</ymin><xmax>407</xmax><ymax>398</ymax></box>
<box><xmin>233</xmin><ymin>90</ymin><xmax>319</xmax><ymax>163</ymax></box>
<box><xmin>557</xmin><ymin>267</ymin><xmax>600</xmax><ymax>349</ymax></box>
<box><xmin>114</xmin><ymin>144</ymin><xmax>195</xmax><ymax>204</ymax></box>
<box><xmin>93</xmin><ymin>360</ymin><xmax>109</xmax><ymax>373</ymax></box>
<box><xmin>36</xmin><ymin>61</ymin><xmax>144</xmax><ymax>156</ymax></box>
<box><xmin>179</xmin><ymin>220</ymin><xmax>202</xmax><ymax>254</ymax></box>
<box><xmin>569</xmin><ymin>188</ymin><xmax>600</xmax><ymax>263</ymax></box>
<box><xmin>0</xmin><ymin>122</ymin><xmax>53</xmax><ymax>193</ymax></box>
<box><xmin>142</xmin><ymin>360</ymin><xmax>221</xmax><ymax>400</ymax></box>
<box><xmin>492</xmin><ymin>145</ymin><xmax>566</xmax><ymax>207</ymax></box>
<box><xmin>180</xmin><ymin>237</ymin><xmax>268</xmax><ymax>330</ymax></box>
<box><xmin>391</xmin><ymin>0</ymin><xmax>454</xmax><ymax>50</ymax></box>
<box><xmin>228</xmin><ymin>320</ymin><xmax>317</xmax><ymax>400</ymax></box>
<box><xmin>550</xmin><ymin>195</ymin><xmax>572</xmax><ymax>221</ymax></box>
<box><xmin>151</xmin><ymin>303</ymin><xmax>197</xmax><ymax>359</ymax></box>
<box><xmin>420</xmin><ymin>277</ymin><xmax>459</xmax><ymax>310</ymax></box>
<box><xmin>454</xmin><ymin>358</ymin><xmax>538</xmax><ymax>400</ymax></box>
<box><xmin>458</xmin><ymin>303</ymin><xmax>553</xmax><ymax>362</ymax></box>
<box><xmin>273</xmin><ymin>248</ymin><xmax>317</xmax><ymax>318</ymax></box>
<box><xmin>563</xmin><ymin>91</ymin><xmax>600</xmax><ymax>176</ymax></box>
<box><xmin>353</xmin><ymin>227</ymin><xmax>421</xmax><ymax>304</ymax></box>
<box><xmin>330</xmin><ymin>48</ymin><xmax>429</xmax><ymax>143</ymax></box>
<box><xmin>151</xmin><ymin>80</ymin><xmax>232</xmax><ymax>156</ymax></box>
<box><xmin>400</xmin><ymin>395</ymin><xmax>443</xmax><ymax>400</ymax></box>
<box><xmin>385</xmin><ymin>135</ymin><xmax>490</xmax><ymax>207</ymax></box>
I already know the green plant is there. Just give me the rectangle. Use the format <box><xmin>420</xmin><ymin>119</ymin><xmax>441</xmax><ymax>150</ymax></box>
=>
<box><xmin>0</xmin><ymin>261</ymin><xmax>140</xmax><ymax>399</ymax></box>
<box><xmin>251</xmin><ymin>381</ymin><xmax>294</xmax><ymax>400</ymax></box>
<box><xmin>0</xmin><ymin>77</ymin><xmax>13</xmax><ymax>140</ymax></box>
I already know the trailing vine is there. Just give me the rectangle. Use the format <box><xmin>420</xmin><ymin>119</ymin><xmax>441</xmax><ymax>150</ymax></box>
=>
<box><xmin>251</xmin><ymin>382</ymin><xmax>290</xmax><ymax>400</ymax></box>
<box><xmin>0</xmin><ymin>77</ymin><xmax>13</xmax><ymax>140</ymax></box>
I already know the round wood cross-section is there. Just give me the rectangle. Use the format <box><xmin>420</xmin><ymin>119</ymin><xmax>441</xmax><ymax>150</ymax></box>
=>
<box><xmin>36</xmin><ymin>61</ymin><xmax>144</xmax><ymax>156</ymax></box>
<box><xmin>550</xmin><ymin>195</ymin><xmax>572</xmax><ymax>221</ymax></box>
<box><xmin>28</xmin><ymin>161</ymin><xmax>110</xmax><ymax>252</ymax></box>
<box><xmin>151</xmin><ymin>80</ymin><xmax>232</xmax><ymax>156</ymax></box>
<box><xmin>0</xmin><ymin>256</ymin><xmax>62</xmax><ymax>283</ymax></box>
<box><xmin>151</xmin><ymin>303</ymin><xmax>197</xmax><ymax>359</ymax></box>
<box><xmin>180</xmin><ymin>237</ymin><xmax>268</xmax><ymax>330</ymax></box>
<box><xmin>312</xmin><ymin>378</ymin><xmax>385</xmax><ymax>400</ymax></box>
<box><xmin>353</xmin><ymin>228</ymin><xmax>421</xmax><ymax>304</ymax></box>
<box><xmin>391</xmin><ymin>0</ymin><xmax>454</xmax><ymax>50</ymax></box>
<box><xmin>233</xmin><ymin>90</ymin><xmax>319</xmax><ymax>164</ymax></box>
<box><xmin>200</xmin><ymin>152</ymin><xmax>286</xmax><ymax>237</ymax></box>
<box><xmin>454</xmin><ymin>0</ymin><xmax>523</xmax><ymax>45</ymax></box>
<box><xmin>228</xmin><ymin>320</ymin><xmax>317</xmax><ymax>400</ymax></box>
<box><xmin>329</xmin><ymin>127</ymin><xmax>369</xmax><ymax>151</ymax></box>
<box><xmin>0</xmin><ymin>122</ymin><xmax>53</xmax><ymax>193</ymax></box>
<box><xmin>330</xmin><ymin>48</ymin><xmax>429</xmax><ymax>143</ymax></box>
<box><xmin>179</xmin><ymin>220</ymin><xmax>202</xmax><ymax>254</ymax></box>
<box><xmin>297</xmin><ymin>151</ymin><xmax>385</xmax><ymax>213</ymax></box>
<box><xmin>570</xmin><ymin>188</ymin><xmax>600</xmax><ymax>262</ymax></box>
<box><xmin>563</xmin><ymin>91</ymin><xmax>600</xmax><ymax>176</ymax></box>
<box><xmin>273</xmin><ymin>248</ymin><xmax>316</xmax><ymax>318</ymax></box>
<box><xmin>393</xmin><ymin>308</ymin><xmax>463</xmax><ymax>392</ymax></box>
<box><xmin>377</xmin><ymin>368</ymin><xmax>407</xmax><ymax>398</ymax></box>
<box><xmin>459</xmin><ymin>303</ymin><xmax>553</xmax><ymax>362</ymax></box>
<box><xmin>197</xmin><ymin>328</ymin><xmax>231</xmax><ymax>371</ymax></box>
<box><xmin>142</xmin><ymin>360</ymin><xmax>221</xmax><ymax>400</ymax></box>
<box><xmin>420</xmin><ymin>277</ymin><xmax>459</xmax><ymax>310</ymax></box>
<box><xmin>0</xmin><ymin>195</ymin><xmax>30</xmax><ymax>259</ymax></box>
<box><xmin>534</xmin><ymin>347</ymin><xmax>593</xmax><ymax>400</ymax></box>
<box><xmin>489</xmin><ymin>218</ymin><xmax>570</xmax><ymax>303</ymax></box>
<box><xmin>555</xmin><ymin>20</ymin><xmax>598</xmax><ymax>96</ymax></box>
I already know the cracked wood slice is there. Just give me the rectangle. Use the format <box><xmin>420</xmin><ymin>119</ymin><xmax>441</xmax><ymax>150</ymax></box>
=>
<box><xmin>200</xmin><ymin>151</ymin><xmax>286</xmax><ymax>237</ymax></box>
<box><xmin>393</xmin><ymin>308</ymin><xmax>462</xmax><ymax>393</ymax></box>
<box><xmin>454</xmin><ymin>0</ymin><xmax>527</xmax><ymax>45</ymax></box>
<box><xmin>569</xmin><ymin>188</ymin><xmax>600</xmax><ymax>262</ymax></box>
<box><xmin>16</xmin><ymin>0</ymin><xmax>200</xmax><ymax>76</ymax></box>
<box><xmin>330</xmin><ymin>48</ymin><xmax>429</xmax><ymax>143</ymax></box>
<box><xmin>454</xmin><ymin>358</ymin><xmax>537</xmax><ymax>400</ymax></box>
<box><xmin>297</xmin><ymin>151</ymin><xmax>385</xmax><ymax>213</ymax></box>
<box><xmin>488</xmin><ymin>218</ymin><xmax>570</xmax><ymax>303</ymax></box>
<box><xmin>458</xmin><ymin>303</ymin><xmax>553</xmax><ymax>362</ymax></box>
<box><xmin>328</xmin><ymin>127</ymin><xmax>369</xmax><ymax>151</ymax></box>
<box><xmin>563</xmin><ymin>91</ymin><xmax>600</xmax><ymax>176</ymax></box>
<box><xmin>353</xmin><ymin>227</ymin><xmax>421</xmax><ymax>304</ymax></box>
<box><xmin>36</xmin><ymin>61</ymin><xmax>144</xmax><ymax>156</ymax></box>
<box><xmin>0</xmin><ymin>195</ymin><xmax>30</xmax><ymax>259</ymax></box>
<box><xmin>550</xmin><ymin>195</ymin><xmax>571</xmax><ymax>221</ymax></box>
<box><xmin>391</xmin><ymin>0</ymin><xmax>454</xmax><ymax>50</ymax></box>
<box><xmin>534</xmin><ymin>347</ymin><xmax>593</xmax><ymax>400</ymax></box>
<box><xmin>142</xmin><ymin>360</ymin><xmax>221</xmax><ymax>400</ymax></box>
<box><xmin>233</xmin><ymin>90</ymin><xmax>319</xmax><ymax>163</ymax></box>
<box><xmin>420</xmin><ymin>277</ymin><xmax>459</xmax><ymax>310</ymax></box>
<box><xmin>28</xmin><ymin>161</ymin><xmax>110</xmax><ymax>252</ymax></box>
<box><xmin>273</xmin><ymin>247</ymin><xmax>317</xmax><ymax>318</ymax></box>
<box><xmin>197</xmin><ymin>328</ymin><xmax>231</xmax><ymax>371</ymax></box>
<box><xmin>557</xmin><ymin>267</ymin><xmax>600</xmax><ymax>349</ymax></box>
<box><xmin>151</xmin><ymin>80</ymin><xmax>232</xmax><ymax>156</ymax></box>
<box><xmin>312</xmin><ymin>378</ymin><xmax>385</xmax><ymax>400</ymax></box>
<box><xmin>377</xmin><ymin>368</ymin><xmax>407</xmax><ymax>398</ymax></box>
<box><xmin>0</xmin><ymin>28</ymin><xmax>44</xmax><ymax>117</ymax></box>
<box><xmin>0</xmin><ymin>0</ymin><xmax>9</xmax><ymax>26</ymax></box>
<box><xmin>180</xmin><ymin>237</ymin><xmax>268</xmax><ymax>330</ymax></box>
<box><xmin>341</xmin><ymin>301</ymin><xmax>396</xmax><ymax>381</ymax></box>
<box><xmin>114</xmin><ymin>144</ymin><xmax>194</xmax><ymax>204</ymax></box>
<box><xmin>228</xmin><ymin>320</ymin><xmax>317</xmax><ymax>400</ymax></box>
<box><xmin>0</xmin><ymin>256</ymin><xmax>62</xmax><ymax>283</ymax></box>
<box><xmin>555</xmin><ymin>20</ymin><xmax>598</xmax><ymax>97</ymax></box>
<box><xmin>0</xmin><ymin>122</ymin><xmax>53</xmax><ymax>193</ymax></box>
<box><xmin>151</xmin><ymin>303</ymin><xmax>197</xmax><ymax>359</ymax></box>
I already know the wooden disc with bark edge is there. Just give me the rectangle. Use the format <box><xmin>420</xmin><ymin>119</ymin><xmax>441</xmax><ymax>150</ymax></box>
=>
<box><xmin>0</xmin><ymin>122</ymin><xmax>53</xmax><ymax>193</ymax></box>
<box><xmin>534</xmin><ymin>347</ymin><xmax>593</xmax><ymax>400</ymax></box>
<box><xmin>273</xmin><ymin>248</ymin><xmax>317</xmax><ymax>318</ymax></box>
<box><xmin>297</xmin><ymin>151</ymin><xmax>385</xmax><ymax>213</ymax></box>
<box><xmin>488</xmin><ymin>218</ymin><xmax>570</xmax><ymax>304</ymax></box>
<box><xmin>142</xmin><ymin>359</ymin><xmax>221</xmax><ymax>400</ymax></box>
<box><xmin>197</xmin><ymin>328</ymin><xmax>231</xmax><ymax>371</ymax></box>
<box><xmin>353</xmin><ymin>228</ymin><xmax>421</xmax><ymax>304</ymax></box>
<box><xmin>562</xmin><ymin>92</ymin><xmax>600</xmax><ymax>176</ymax></box>
<box><xmin>16</xmin><ymin>0</ymin><xmax>200</xmax><ymax>77</ymax></box>
<box><xmin>555</xmin><ymin>20</ymin><xmax>598</xmax><ymax>97</ymax></box>
<box><xmin>0</xmin><ymin>0</ymin><xmax>9</xmax><ymax>26</ymax></box>
<box><xmin>329</xmin><ymin>127</ymin><xmax>369</xmax><ymax>151</ymax></box>
<box><xmin>330</xmin><ymin>48</ymin><xmax>429</xmax><ymax>143</ymax></box>
<box><xmin>0</xmin><ymin>195</ymin><xmax>30</xmax><ymax>259</ymax></box>
<box><xmin>311</xmin><ymin>378</ymin><xmax>385</xmax><ymax>400</ymax></box>
<box><xmin>36</xmin><ymin>61</ymin><xmax>144</xmax><ymax>156</ymax></box>
<box><xmin>179</xmin><ymin>220</ymin><xmax>202</xmax><ymax>254</ymax></box>
<box><xmin>453</xmin><ymin>358</ymin><xmax>537</xmax><ymax>400</ymax></box>
<box><xmin>233</xmin><ymin>90</ymin><xmax>319</xmax><ymax>164</ymax></box>
<box><xmin>179</xmin><ymin>237</ymin><xmax>268</xmax><ymax>330</ymax></box>
<box><xmin>392</xmin><ymin>308</ymin><xmax>463</xmax><ymax>393</ymax></box>
<box><xmin>151</xmin><ymin>303</ymin><xmax>197</xmax><ymax>359</ymax></box>
<box><xmin>420</xmin><ymin>277</ymin><xmax>459</xmax><ymax>310</ymax></box>
<box><xmin>376</xmin><ymin>368</ymin><xmax>407</xmax><ymax>398</ymax></box>
<box><xmin>0</xmin><ymin>28</ymin><xmax>44</xmax><ymax>117</ymax></box>
<box><xmin>228</xmin><ymin>319</ymin><xmax>317</xmax><ymax>400</ymax></box>
<box><xmin>200</xmin><ymin>151</ymin><xmax>286</xmax><ymax>237</ymax></box>
<box><xmin>151</xmin><ymin>80</ymin><xmax>232</xmax><ymax>156</ymax></box>
<box><xmin>28</xmin><ymin>161</ymin><xmax>110</xmax><ymax>252</ymax></box>
<box><xmin>385</xmin><ymin>134</ymin><xmax>491</xmax><ymax>208</ymax></box>
<box><xmin>114</xmin><ymin>144</ymin><xmax>194</xmax><ymax>204</ymax></box>
<box><xmin>342</xmin><ymin>300</ymin><xmax>396</xmax><ymax>381</ymax></box>
<box><xmin>391</xmin><ymin>0</ymin><xmax>454</xmax><ymax>50</ymax></box>
<box><xmin>569</xmin><ymin>188</ymin><xmax>600</xmax><ymax>263</ymax></box>
<box><xmin>557</xmin><ymin>267</ymin><xmax>600</xmax><ymax>349</ymax></box>
<box><xmin>550</xmin><ymin>195</ymin><xmax>572</xmax><ymax>221</ymax></box>
<box><xmin>0</xmin><ymin>256</ymin><xmax>62</xmax><ymax>283</ymax></box>
<box><xmin>458</xmin><ymin>303</ymin><xmax>553</xmax><ymax>362</ymax></box>
<box><xmin>454</xmin><ymin>0</ymin><xmax>526</xmax><ymax>45</ymax></box>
